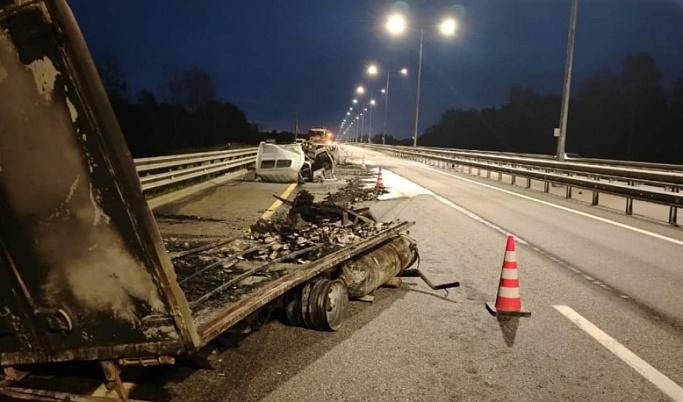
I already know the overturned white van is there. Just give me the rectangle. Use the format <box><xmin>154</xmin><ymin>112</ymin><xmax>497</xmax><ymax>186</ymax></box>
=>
<box><xmin>255</xmin><ymin>142</ymin><xmax>306</xmax><ymax>183</ymax></box>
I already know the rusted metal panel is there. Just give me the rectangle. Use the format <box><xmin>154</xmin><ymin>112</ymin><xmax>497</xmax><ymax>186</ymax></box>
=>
<box><xmin>0</xmin><ymin>0</ymin><xmax>199</xmax><ymax>365</ymax></box>
<box><xmin>340</xmin><ymin>235</ymin><xmax>418</xmax><ymax>299</ymax></box>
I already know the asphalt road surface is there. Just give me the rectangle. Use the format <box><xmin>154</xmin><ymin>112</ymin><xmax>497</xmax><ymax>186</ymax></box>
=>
<box><xmin>11</xmin><ymin>146</ymin><xmax>683</xmax><ymax>401</ymax></box>
<box><xmin>165</xmin><ymin>145</ymin><xmax>683</xmax><ymax>401</ymax></box>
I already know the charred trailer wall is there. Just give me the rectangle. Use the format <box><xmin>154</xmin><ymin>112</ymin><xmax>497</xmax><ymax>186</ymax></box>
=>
<box><xmin>339</xmin><ymin>235</ymin><xmax>418</xmax><ymax>299</ymax></box>
<box><xmin>0</xmin><ymin>0</ymin><xmax>199</xmax><ymax>366</ymax></box>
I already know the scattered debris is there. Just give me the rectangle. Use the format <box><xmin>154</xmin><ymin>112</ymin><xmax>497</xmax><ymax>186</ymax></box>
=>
<box><xmin>323</xmin><ymin>177</ymin><xmax>388</xmax><ymax>206</ymax></box>
<box><xmin>168</xmin><ymin>184</ymin><xmax>397</xmax><ymax>313</ymax></box>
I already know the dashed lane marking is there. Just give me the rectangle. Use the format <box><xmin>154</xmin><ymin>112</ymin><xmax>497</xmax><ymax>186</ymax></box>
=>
<box><xmin>261</xmin><ymin>183</ymin><xmax>297</xmax><ymax>220</ymax></box>
<box><xmin>415</xmin><ymin>163</ymin><xmax>683</xmax><ymax>247</ymax></box>
<box><xmin>432</xmin><ymin>194</ymin><xmax>529</xmax><ymax>245</ymax></box>
<box><xmin>554</xmin><ymin>305</ymin><xmax>683</xmax><ymax>401</ymax></box>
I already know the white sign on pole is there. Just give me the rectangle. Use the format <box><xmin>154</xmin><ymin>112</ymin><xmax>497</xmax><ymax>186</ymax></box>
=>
<box><xmin>554</xmin><ymin>128</ymin><xmax>560</xmax><ymax>137</ymax></box>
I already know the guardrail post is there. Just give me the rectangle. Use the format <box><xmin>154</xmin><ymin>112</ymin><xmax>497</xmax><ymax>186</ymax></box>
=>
<box><xmin>526</xmin><ymin>177</ymin><xmax>531</xmax><ymax>189</ymax></box>
<box><xmin>625</xmin><ymin>181</ymin><xmax>634</xmax><ymax>215</ymax></box>
<box><xmin>511</xmin><ymin>174</ymin><xmax>516</xmax><ymax>186</ymax></box>
<box><xmin>486</xmin><ymin>169</ymin><xmax>491</xmax><ymax>179</ymax></box>
<box><xmin>669</xmin><ymin>187</ymin><xmax>679</xmax><ymax>226</ymax></box>
<box><xmin>543</xmin><ymin>179</ymin><xmax>550</xmax><ymax>193</ymax></box>
<box><xmin>565</xmin><ymin>173</ymin><xmax>572</xmax><ymax>199</ymax></box>
<box><xmin>467</xmin><ymin>166</ymin><xmax>472</xmax><ymax>174</ymax></box>
<box><xmin>498</xmin><ymin>171</ymin><xmax>503</xmax><ymax>181</ymax></box>
<box><xmin>590</xmin><ymin>176</ymin><xmax>599</xmax><ymax>205</ymax></box>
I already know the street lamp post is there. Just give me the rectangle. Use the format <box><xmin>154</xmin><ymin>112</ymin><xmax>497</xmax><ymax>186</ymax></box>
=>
<box><xmin>382</xmin><ymin>69</ymin><xmax>408</xmax><ymax>145</ymax></box>
<box><xmin>368</xmin><ymin>100</ymin><xmax>373</xmax><ymax>143</ymax></box>
<box><xmin>386</xmin><ymin>13</ymin><xmax>457</xmax><ymax>148</ymax></box>
<box><xmin>413</xmin><ymin>29</ymin><xmax>424</xmax><ymax>148</ymax></box>
<box><xmin>367</xmin><ymin>64</ymin><xmax>407</xmax><ymax>145</ymax></box>
<box><xmin>383</xmin><ymin>74</ymin><xmax>390</xmax><ymax>145</ymax></box>
<box><xmin>367</xmin><ymin>94</ymin><xmax>380</xmax><ymax>143</ymax></box>
<box><xmin>556</xmin><ymin>0</ymin><xmax>578</xmax><ymax>161</ymax></box>
<box><xmin>360</xmin><ymin>105</ymin><xmax>365</xmax><ymax>142</ymax></box>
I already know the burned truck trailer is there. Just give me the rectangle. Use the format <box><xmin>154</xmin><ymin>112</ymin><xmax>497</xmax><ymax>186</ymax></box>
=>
<box><xmin>0</xmin><ymin>1</ymin><xmax>419</xmax><ymax>398</ymax></box>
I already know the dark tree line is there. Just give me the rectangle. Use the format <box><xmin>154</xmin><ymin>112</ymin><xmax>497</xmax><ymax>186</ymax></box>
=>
<box><xmin>99</xmin><ymin>56</ymin><xmax>254</xmax><ymax>157</ymax></box>
<box><xmin>420</xmin><ymin>53</ymin><xmax>683</xmax><ymax>164</ymax></box>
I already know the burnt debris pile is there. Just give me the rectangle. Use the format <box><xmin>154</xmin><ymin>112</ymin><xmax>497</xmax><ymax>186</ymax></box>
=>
<box><xmin>168</xmin><ymin>187</ymin><xmax>393</xmax><ymax>312</ymax></box>
<box><xmin>323</xmin><ymin>177</ymin><xmax>388</xmax><ymax>206</ymax></box>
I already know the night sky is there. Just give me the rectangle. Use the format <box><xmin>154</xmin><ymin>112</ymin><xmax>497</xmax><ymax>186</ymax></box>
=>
<box><xmin>69</xmin><ymin>0</ymin><xmax>683</xmax><ymax>140</ymax></box>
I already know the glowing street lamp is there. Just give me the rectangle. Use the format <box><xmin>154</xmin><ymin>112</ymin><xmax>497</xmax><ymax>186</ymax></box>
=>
<box><xmin>386</xmin><ymin>13</ymin><xmax>406</xmax><ymax>35</ymax></box>
<box><xmin>379</xmin><ymin>66</ymin><xmax>409</xmax><ymax>144</ymax></box>
<box><xmin>439</xmin><ymin>18</ymin><xmax>457</xmax><ymax>36</ymax></box>
<box><xmin>386</xmin><ymin>13</ymin><xmax>458</xmax><ymax>147</ymax></box>
<box><xmin>367</xmin><ymin>65</ymin><xmax>378</xmax><ymax>75</ymax></box>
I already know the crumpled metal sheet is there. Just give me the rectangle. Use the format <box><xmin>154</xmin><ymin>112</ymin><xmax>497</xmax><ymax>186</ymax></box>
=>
<box><xmin>0</xmin><ymin>0</ymin><xmax>197</xmax><ymax>365</ymax></box>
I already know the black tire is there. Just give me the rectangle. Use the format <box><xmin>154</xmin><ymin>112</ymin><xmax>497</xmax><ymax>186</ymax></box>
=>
<box><xmin>306</xmin><ymin>279</ymin><xmax>328</xmax><ymax>331</ymax></box>
<box><xmin>318</xmin><ymin>279</ymin><xmax>348</xmax><ymax>331</ymax></box>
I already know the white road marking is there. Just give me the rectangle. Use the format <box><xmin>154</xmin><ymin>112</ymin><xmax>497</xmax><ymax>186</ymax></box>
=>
<box><xmin>415</xmin><ymin>163</ymin><xmax>683</xmax><ymax>247</ymax></box>
<box><xmin>432</xmin><ymin>194</ymin><xmax>529</xmax><ymax>245</ymax></box>
<box><xmin>554</xmin><ymin>305</ymin><xmax>683</xmax><ymax>401</ymax></box>
<box><xmin>356</xmin><ymin>161</ymin><xmax>529</xmax><ymax>245</ymax></box>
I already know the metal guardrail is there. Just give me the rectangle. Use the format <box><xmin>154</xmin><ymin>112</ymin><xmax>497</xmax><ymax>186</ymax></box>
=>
<box><xmin>366</xmin><ymin>144</ymin><xmax>682</xmax><ymax>225</ymax></box>
<box><xmin>409</xmin><ymin>146</ymin><xmax>683</xmax><ymax>173</ymax></box>
<box><xmin>406</xmin><ymin>147</ymin><xmax>683</xmax><ymax>186</ymax></box>
<box><xmin>134</xmin><ymin>148</ymin><xmax>257</xmax><ymax>191</ymax></box>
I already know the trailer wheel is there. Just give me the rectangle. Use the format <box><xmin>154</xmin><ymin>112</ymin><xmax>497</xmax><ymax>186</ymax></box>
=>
<box><xmin>316</xmin><ymin>279</ymin><xmax>349</xmax><ymax>331</ymax></box>
<box><xmin>306</xmin><ymin>279</ymin><xmax>329</xmax><ymax>331</ymax></box>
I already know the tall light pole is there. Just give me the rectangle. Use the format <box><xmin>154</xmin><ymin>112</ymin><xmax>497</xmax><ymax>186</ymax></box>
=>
<box><xmin>556</xmin><ymin>0</ymin><xmax>578</xmax><ymax>161</ymax></box>
<box><xmin>368</xmin><ymin>98</ymin><xmax>376</xmax><ymax>143</ymax></box>
<box><xmin>383</xmin><ymin>68</ymin><xmax>408</xmax><ymax>145</ymax></box>
<box><xmin>356</xmin><ymin>85</ymin><xmax>367</xmax><ymax>142</ymax></box>
<box><xmin>386</xmin><ymin>13</ymin><xmax>457</xmax><ymax>148</ymax></box>
<box><xmin>413</xmin><ymin>29</ymin><xmax>424</xmax><ymax>148</ymax></box>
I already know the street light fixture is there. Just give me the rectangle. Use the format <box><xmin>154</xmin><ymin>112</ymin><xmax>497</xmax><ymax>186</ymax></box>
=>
<box><xmin>367</xmin><ymin>65</ymin><xmax>378</xmax><ymax>75</ymax></box>
<box><xmin>381</xmin><ymin>67</ymin><xmax>408</xmax><ymax>145</ymax></box>
<box><xmin>386</xmin><ymin>13</ymin><xmax>458</xmax><ymax>147</ymax></box>
<box><xmin>439</xmin><ymin>18</ymin><xmax>457</xmax><ymax>36</ymax></box>
<box><xmin>386</xmin><ymin>13</ymin><xmax>406</xmax><ymax>35</ymax></box>
<box><xmin>356</xmin><ymin>86</ymin><xmax>365</xmax><ymax>94</ymax></box>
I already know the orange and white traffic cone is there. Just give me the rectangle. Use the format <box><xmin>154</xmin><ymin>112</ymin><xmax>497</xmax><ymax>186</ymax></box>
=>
<box><xmin>486</xmin><ymin>236</ymin><xmax>531</xmax><ymax>317</ymax></box>
<box><xmin>376</xmin><ymin>167</ymin><xmax>384</xmax><ymax>189</ymax></box>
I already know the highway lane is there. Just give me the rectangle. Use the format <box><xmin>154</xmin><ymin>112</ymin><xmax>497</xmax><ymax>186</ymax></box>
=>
<box><xmin>161</xmin><ymin>146</ymin><xmax>683</xmax><ymax>401</ymax></box>
<box><xmin>349</xmin><ymin>146</ymin><xmax>683</xmax><ymax>329</ymax></box>
<box><xmin>258</xmin><ymin>158</ymin><xmax>683</xmax><ymax>401</ymax></box>
<box><xmin>33</xmin><ymin>149</ymin><xmax>681</xmax><ymax>400</ymax></box>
